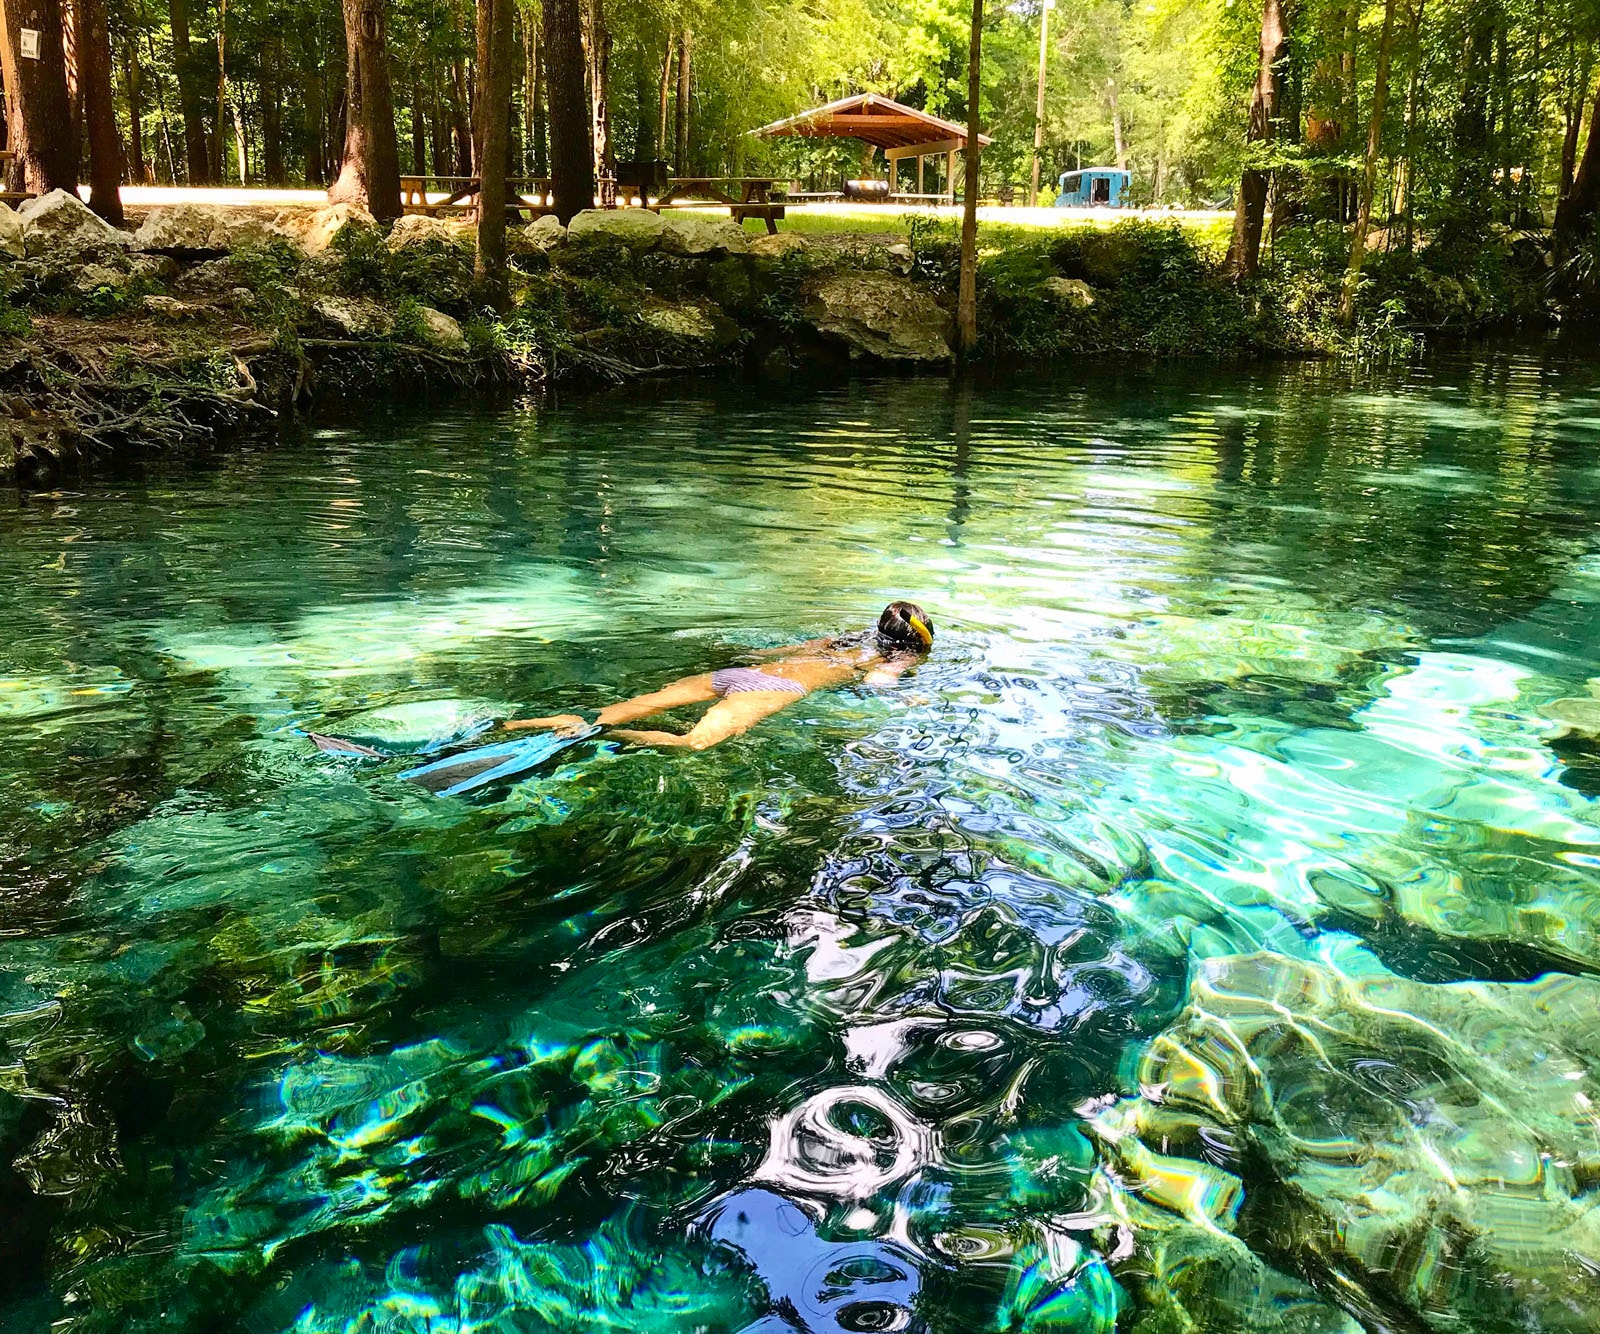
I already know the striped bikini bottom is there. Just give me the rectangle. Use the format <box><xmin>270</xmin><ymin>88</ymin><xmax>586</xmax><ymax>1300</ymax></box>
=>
<box><xmin>710</xmin><ymin>668</ymin><xmax>808</xmax><ymax>697</ymax></box>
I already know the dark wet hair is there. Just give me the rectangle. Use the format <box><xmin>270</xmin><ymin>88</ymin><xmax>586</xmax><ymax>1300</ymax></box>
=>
<box><xmin>876</xmin><ymin>601</ymin><xmax>935</xmax><ymax>654</ymax></box>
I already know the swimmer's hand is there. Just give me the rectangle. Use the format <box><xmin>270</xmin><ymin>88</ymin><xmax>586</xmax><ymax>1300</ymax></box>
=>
<box><xmin>503</xmin><ymin>713</ymin><xmax>592</xmax><ymax>738</ymax></box>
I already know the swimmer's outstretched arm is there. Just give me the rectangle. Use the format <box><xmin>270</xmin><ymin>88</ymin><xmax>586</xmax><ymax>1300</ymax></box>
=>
<box><xmin>502</xmin><ymin>674</ymin><xmax>718</xmax><ymax>734</ymax></box>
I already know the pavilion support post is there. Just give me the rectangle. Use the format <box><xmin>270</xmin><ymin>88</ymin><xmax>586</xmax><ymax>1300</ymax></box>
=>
<box><xmin>916</xmin><ymin>153</ymin><xmax>923</xmax><ymax>195</ymax></box>
<box><xmin>946</xmin><ymin>149</ymin><xmax>956</xmax><ymax>204</ymax></box>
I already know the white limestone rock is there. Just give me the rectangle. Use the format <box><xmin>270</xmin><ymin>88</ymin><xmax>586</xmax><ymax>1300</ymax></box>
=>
<box><xmin>566</xmin><ymin>208</ymin><xmax>664</xmax><ymax>250</ymax></box>
<box><xmin>18</xmin><ymin>190</ymin><xmax>131</xmax><ymax>256</ymax></box>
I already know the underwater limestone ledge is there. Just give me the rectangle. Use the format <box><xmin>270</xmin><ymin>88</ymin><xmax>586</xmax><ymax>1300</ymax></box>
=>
<box><xmin>1085</xmin><ymin>939</ymin><xmax>1600</xmax><ymax>1333</ymax></box>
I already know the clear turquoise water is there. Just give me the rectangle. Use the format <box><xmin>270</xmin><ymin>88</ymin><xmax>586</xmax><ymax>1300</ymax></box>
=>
<box><xmin>4</xmin><ymin>350</ymin><xmax>1600</xmax><ymax>1332</ymax></box>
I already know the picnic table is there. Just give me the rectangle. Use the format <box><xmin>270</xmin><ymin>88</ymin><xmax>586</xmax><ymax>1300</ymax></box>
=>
<box><xmin>653</xmin><ymin>177</ymin><xmax>784</xmax><ymax>233</ymax></box>
<box><xmin>400</xmin><ymin>174</ymin><xmax>559</xmax><ymax>217</ymax></box>
<box><xmin>0</xmin><ymin>149</ymin><xmax>30</xmax><ymax>206</ymax></box>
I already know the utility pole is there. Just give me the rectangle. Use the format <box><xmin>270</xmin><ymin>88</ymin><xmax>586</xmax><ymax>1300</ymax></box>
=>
<box><xmin>1029</xmin><ymin>0</ymin><xmax>1053</xmax><ymax>206</ymax></box>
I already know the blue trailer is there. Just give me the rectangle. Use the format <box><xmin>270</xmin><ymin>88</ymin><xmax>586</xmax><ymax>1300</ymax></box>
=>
<box><xmin>1055</xmin><ymin>169</ymin><xmax>1130</xmax><ymax>208</ymax></box>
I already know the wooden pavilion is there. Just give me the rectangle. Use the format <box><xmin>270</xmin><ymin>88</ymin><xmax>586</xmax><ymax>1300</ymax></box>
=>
<box><xmin>750</xmin><ymin>93</ymin><xmax>992</xmax><ymax>203</ymax></box>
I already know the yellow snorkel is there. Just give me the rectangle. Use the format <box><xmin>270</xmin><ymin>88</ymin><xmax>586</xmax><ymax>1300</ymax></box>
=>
<box><xmin>908</xmin><ymin>615</ymin><xmax>933</xmax><ymax>649</ymax></box>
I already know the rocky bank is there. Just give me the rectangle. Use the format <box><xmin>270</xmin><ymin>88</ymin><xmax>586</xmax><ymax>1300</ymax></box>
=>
<box><xmin>0</xmin><ymin>191</ymin><xmax>956</xmax><ymax>482</ymax></box>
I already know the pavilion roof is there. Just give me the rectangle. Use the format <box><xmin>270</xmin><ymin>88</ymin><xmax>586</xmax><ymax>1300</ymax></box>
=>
<box><xmin>749</xmin><ymin>93</ymin><xmax>993</xmax><ymax>151</ymax></box>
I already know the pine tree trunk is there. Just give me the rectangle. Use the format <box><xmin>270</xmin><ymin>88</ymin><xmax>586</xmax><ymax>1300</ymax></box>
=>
<box><xmin>430</xmin><ymin>91</ymin><xmax>449</xmax><ymax>176</ymax></box>
<box><xmin>474</xmin><ymin>0</ymin><xmax>512</xmax><ymax>306</ymax></box>
<box><xmin>328</xmin><ymin>0</ymin><xmax>402</xmax><ymax>221</ymax></box>
<box><xmin>543</xmin><ymin>0</ymin><xmax>590</xmax><ymax>220</ymax></box>
<box><xmin>531</xmin><ymin>29</ymin><xmax>546</xmax><ymax>177</ymax></box>
<box><xmin>586</xmin><ymin>0</ymin><xmax>610</xmax><ymax>184</ymax></box>
<box><xmin>167</xmin><ymin>0</ymin><xmax>209</xmax><ymax>181</ymax></box>
<box><xmin>301</xmin><ymin>40</ymin><xmax>325</xmax><ymax>183</ymax></box>
<box><xmin>1227</xmin><ymin>0</ymin><xmax>1286</xmax><ymax>277</ymax></box>
<box><xmin>955</xmin><ymin>0</ymin><xmax>982</xmax><ymax>355</ymax></box>
<box><xmin>521</xmin><ymin>17</ymin><xmax>534</xmax><ymax>172</ymax></box>
<box><xmin>674</xmin><ymin>28</ymin><xmax>689</xmax><ymax>174</ymax></box>
<box><xmin>0</xmin><ymin>0</ymin><xmax>78</xmax><ymax>193</ymax></box>
<box><xmin>124</xmin><ymin>40</ymin><xmax>146</xmax><ymax>182</ymax></box>
<box><xmin>74</xmin><ymin>0</ymin><xmax>122</xmax><ymax>219</ymax></box>
<box><xmin>449</xmin><ymin>56</ymin><xmax>472</xmax><ymax>172</ymax></box>
<box><xmin>410</xmin><ymin>76</ymin><xmax>425</xmax><ymax>173</ymax></box>
<box><xmin>1107</xmin><ymin>79</ymin><xmax>1126</xmax><ymax>170</ymax></box>
<box><xmin>213</xmin><ymin>0</ymin><xmax>227</xmax><ymax>180</ymax></box>
<box><xmin>1338</xmin><ymin>0</ymin><xmax>1398</xmax><ymax>324</ymax></box>
<box><xmin>656</xmin><ymin>36</ymin><xmax>670</xmax><ymax>164</ymax></box>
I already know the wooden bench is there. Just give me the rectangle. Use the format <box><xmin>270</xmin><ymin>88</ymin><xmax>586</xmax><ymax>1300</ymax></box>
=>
<box><xmin>400</xmin><ymin>174</ymin><xmax>558</xmax><ymax>218</ymax></box>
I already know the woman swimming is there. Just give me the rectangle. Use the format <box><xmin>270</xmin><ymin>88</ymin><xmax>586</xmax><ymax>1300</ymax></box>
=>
<box><xmin>502</xmin><ymin>602</ymin><xmax>935</xmax><ymax>751</ymax></box>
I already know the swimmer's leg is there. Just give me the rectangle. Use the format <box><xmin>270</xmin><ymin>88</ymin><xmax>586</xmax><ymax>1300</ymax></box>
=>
<box><xmin>609</xmin><ymin>690</ymin><xmax>799</xmax><ymax>751</ymax></box>
<box><xmin>505</xmin><ymin>674</ymin><xmax>719</xmax><ymax>732</ymax></box>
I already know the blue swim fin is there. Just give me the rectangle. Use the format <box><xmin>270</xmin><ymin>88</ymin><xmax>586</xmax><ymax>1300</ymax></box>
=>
<box><xmin>398</xmin><ymin>727</ymin><xmax>601</xmax><ymax>797</ymax></box>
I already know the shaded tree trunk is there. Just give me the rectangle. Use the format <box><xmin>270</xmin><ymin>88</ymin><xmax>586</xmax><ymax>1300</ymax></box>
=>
<box><xmin>0</xmin><ymin>0</ymin><xmax>78</xmax><ymax>193</ymax></box>
<box><xmin>531</xmin><ymin>30</ymin><xmax>546</xmax><ymax>177</ymax></box>
<box><xmin>656</xmin><ymin>35</ymin><xmax>670</xmax><ymax>164</ymax></box>
<box><xmin>586</xmin><ymin>0</ymin><xmax>610</xmax><ymax>183</ymax></box>
<box><xmin>410</xmin><ymin>76</ymin><xmax>425</xmax><ymax>173</ymax></box>
<box><xmin>1555</xmin><ymin>78</ymin><xmax>1600</xmax><ymax>255</ymax></box>
<box><xmin>213</xmin><ymin>0</ymin><xmax>226</xmax><ymax>180</ymax></box>
<box><xmin>449</xmin><ymin>55</ymin><xmax>472</xmax><ymax>172</ymax></box>
<box><xmin>123</xmin><ymin>39</ymin><xmax>146</xmax><ymax>182</ymax></box>
<box><xmin>301</xmin><ymin>37</ymin><xmax>326</xmax><ymax>183</ymax></box>
<box><xmin>75</xmin><ymin>0</ymin><xmax>122</xmax><ymax>220</ymax></box>
<box><xmin>1227</xmin><ymin>0</ymin><xmax>1287</xmax><ymax>277</ymax></box>
<box><xmin>1107</xmin><ymin>78</ymin><xmax>1126</xmax><ymax>170</ymax></box>
<box><xmin>543</xmin><ymin>0</ymin><xmax>590</xmax><ymax>220</ymax></box>
<box><xmin>474</xmin><ymin>0</ymin><xmax>512</xmax><ymax>306</ymax></box>
<box><xmin>673</xmin><ymin>27</ymin><xmax>689</xmax><ymax>174</ymax></box>
<box><xmin>956</xmin><ymin>0</ymin><xmax>982</xmax><ymax>355</ymax></box>
<box><xmin>262</xmin><ymin>39</ymin><xmax>284</xmax><ymax>183</ymax></box>
<box><xmin>328</xmin><ymin>0</ymin><xmax>401</xmax><ymax>221</ymax></box>
<box><xmin>167</xmin><ymin>0</ymin><xmax>209</xmax><ymax>181</ymax></box>
<box><xmin>429</xmin><ymin>91</ymin><xmax>449</xmax><ymax>176</ymax></box>
<box><xmin>1339</xmin><ymin>0</ymin><xmax>1399</xmax><ymax>324</ymax></box>
<box><xmin>1559</xmin><ymin>57</ymin><xmax>1593</xmax><ymax>204</ymax></box>
<box><xmin>1396</xmin><ymin>0</ymin><xmax>1425</xmax><ymax>245</ymax></box>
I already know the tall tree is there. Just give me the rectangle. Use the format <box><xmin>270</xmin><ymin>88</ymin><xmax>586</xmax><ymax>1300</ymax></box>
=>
<box><xmin>543</xmin><ymin>0</ymin><xmax>589</xmax><ymax>219</ymax></box>
<box><xmin>474</xmin><ymin>0</ymin><xmax>513</xmax><ymax>305</ymax></box>
<box><xmin>213</xmin><ymin>0</ymin><xmax>228</xmax><ymax>181</ymax></box>
<box><xmin>956</xmin><ymin>0</ymin><xmax>982</xmax><ymax>355</ymax></box>
<box><xmin>123</xmin><ymin>37</ymin><xmax>145</xmax><ymax>183</ymax></box>
<box><xmin>673</xmin><ymin>27</ymin><xmax>689</xmax><ymax>173</ymax></box>
<box><xmin>1555</xmin><ymin>76</ymin><xmax>1600</xmax><ymax>255</ymax></box>
<box><xmin>328</xmin><ymin>0</ymin><xmax>402</xmax><ymax>220</ymax></box>
<box><xmin>0</xmin><ymin>0</ymin><xmax>78</xmax><ymax>193</ymax></box>
<box><xmin>655</xmin><ymin>34</ymin><xmax>670</xmax><ymax>165</ymax></box>
<box><xmin>1226</xmin><ymin>0</ymin><xmax>1287</xmax><ymax>277</ymax></box>
<box><xmin>1339</xmin><ymin>0</ymin><xmax>1399</xmax><ymax>323</ymax></box>
<box><xmin>586</xmin><ymin>0</ymin><xmax>610</xmax><ymax>184</ymax></box>
<box><xmin>76</xmin><ymin>0</ymin><xmax>123</xmax><ymax>220</ymax></box>
<box><xmin>167</xmin><ymin>0</ymin><xmax>210</xmax><ymax>181</ymax></box>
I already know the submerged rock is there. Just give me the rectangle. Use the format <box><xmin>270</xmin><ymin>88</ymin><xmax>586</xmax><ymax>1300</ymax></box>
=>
<box><xmin>1091</xmin><ymin>941</ymin><xmax>1600</xmax><ymax>1333</ymax></box>
<box><xmin>0</xmin><ymin>203</ymin><xmax>23</xmax><ymax>259</ymax></box>
<box><xmin>802</xmin><ymin>270</ymin><xmax>953</xmax><ymax>364</ymax></box>
<box><xmin>566</xmin><ymin>208</ymin><xmax>664</xmax><ymax>250</ymax></box>
<box><xmin>18</xmin><ymin>189</ymin><xmax>130</xmax><ymax>256</ymax></box>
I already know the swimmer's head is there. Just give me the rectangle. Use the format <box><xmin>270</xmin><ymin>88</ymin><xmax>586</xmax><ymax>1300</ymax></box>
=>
<box><xmin>877</xmin><ymin>602</ymin><xmax>935</xmax><ymax>653</ymax></box>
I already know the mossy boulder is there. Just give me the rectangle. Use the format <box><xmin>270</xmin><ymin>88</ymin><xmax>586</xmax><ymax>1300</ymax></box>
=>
<box><xmin>801</xmin><ymin>269</ymin><xmax>952</xmax><ymax>364</ymax></box>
